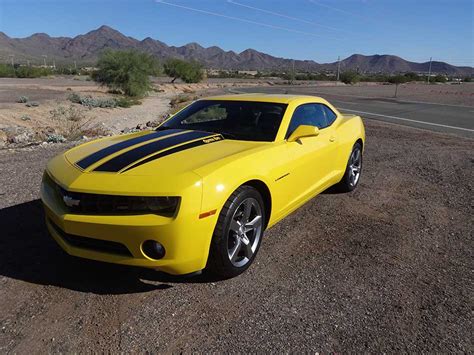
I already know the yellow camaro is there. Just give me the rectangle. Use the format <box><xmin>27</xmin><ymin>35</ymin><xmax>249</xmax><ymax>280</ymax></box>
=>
<box><xmin>41</xmin><ymin>94</ymin><xmax>365</xmax><ymax>277</ymax></box>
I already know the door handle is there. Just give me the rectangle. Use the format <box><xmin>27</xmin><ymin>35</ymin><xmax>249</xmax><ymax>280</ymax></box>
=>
<box><xmin>329</xmin><ymin>136</ymin><xmax>336</xmax><ymax>142</ymax></box>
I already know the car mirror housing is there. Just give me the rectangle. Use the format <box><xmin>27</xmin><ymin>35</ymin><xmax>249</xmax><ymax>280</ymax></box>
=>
<box><xmin>287</xmin><ymin>125</ymin><xmax>320</xmax><ymax>142</ymax></box>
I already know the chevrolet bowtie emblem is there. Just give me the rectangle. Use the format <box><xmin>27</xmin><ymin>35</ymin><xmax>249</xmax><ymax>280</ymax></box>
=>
<box><xmin>63</xmin><ymin>195</ymin><xmax>80</xmax><ymax>207</ymax></box>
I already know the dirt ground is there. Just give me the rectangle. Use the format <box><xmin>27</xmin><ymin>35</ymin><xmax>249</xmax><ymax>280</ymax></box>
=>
<box><xmin>0</xmin><ymin>116</ymin><xmax>472</xmax><ymax>352</ymax></box>
<box><xmin>0</xmin><ymin>77</ymin><xmax>273</xmax><ymax>138</ymax></box>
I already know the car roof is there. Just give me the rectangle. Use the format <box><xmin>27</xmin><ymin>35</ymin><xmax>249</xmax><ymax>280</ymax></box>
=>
<box><xmin>203</xmin><ymin>93</ymin><xmax>328</xmax><ymax>104</ymax></box>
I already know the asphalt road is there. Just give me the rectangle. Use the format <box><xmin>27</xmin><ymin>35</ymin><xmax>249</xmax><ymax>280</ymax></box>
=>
<box><xmin>236</xmin><ymin>86</ymin><xmax>474</xmax><ymax>139</ymax></box>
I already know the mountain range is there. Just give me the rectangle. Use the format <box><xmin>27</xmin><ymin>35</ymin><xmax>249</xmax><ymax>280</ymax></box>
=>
<box><xmin>0</xmin><ymin>25</ymin><xmax>472</xmax><ymax>76</ymax></box>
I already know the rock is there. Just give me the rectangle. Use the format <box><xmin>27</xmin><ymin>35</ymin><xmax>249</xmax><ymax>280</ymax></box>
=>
<box><xmin>11</xmin><ymin>131</ymin><xmax>34</xmax><ymax>144</ymax></box>
<box><xmin>26</xmin><ymin>102</ymin><xmax>39</xmax><ymax>107</ymax></box>
<box><xmin>21</xmin><ymin>115</ymin><xmax>31</xmax><ymax>121</ymax></box>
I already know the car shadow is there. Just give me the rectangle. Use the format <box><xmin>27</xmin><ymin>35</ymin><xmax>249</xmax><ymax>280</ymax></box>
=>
<box><xmin>0</xmin><ymin>200</ymin><xmax>222</xmax><ymax>294</ymax></box>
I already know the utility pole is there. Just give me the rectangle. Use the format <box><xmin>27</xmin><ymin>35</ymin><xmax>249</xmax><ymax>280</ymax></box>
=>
<box><xmin>27</xmin><ymin>60</ymin><xmax>30</xmax><ymax>67</ymax></box>
<box><xmin>290</xmin><ymin>59</ymin><xmax>295</xmax><ymax>85</ymax></box>
<box><xmin>53</xmin><ymin>59</ymin><xmax>56</xmax><ymax>69</ymax></box>
<box><xmin>42</xmin><ymin>54</ymin><xmax>47</xmax><ymax>67</ymax></box>
<box><xmin>9</xmin><ymin>54</ymin><xmax>14</xmax><ymax>66</ymax></box>
<box><xmin>74</xmin><ymin>60</ymin><xmax>77</xmax><ymax>70</ymax></box>
<box><xmin>336</xmin><ymin>55</ymin><xmax>341</xmax><ymax>82</ymax></box>
<box><xmin>427</xmin><ymin>56</ymin><xmax>432</xmax><ymax>83</ymax></box>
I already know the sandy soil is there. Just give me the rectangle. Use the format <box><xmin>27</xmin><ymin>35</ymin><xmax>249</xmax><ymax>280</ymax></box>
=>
<box><xmin>0</xmin><ymin>77</ymin><xmax>274</xmax><ymax>139</ymax></box>
<box><xmin>0</xmin><ymin>117</ymin><xmax>472</xmax><ymax>352</ymax></box>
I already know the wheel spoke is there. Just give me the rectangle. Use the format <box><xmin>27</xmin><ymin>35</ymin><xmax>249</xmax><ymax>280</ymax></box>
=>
<box><xmin>245</xmin><ymin>215</ymin><xmax>262</xmax><ymax>232</ymax></box>
<box><xmin>229</xmin><ymin>219</ymin><xmax>241</xmax><ymax>234</ymax></box>
<box><xmin>242</xmin><ymin>200</ymin><xmax>252</xmax><ymax>223</ymax></box>
<box><xmin>241</xmin><ymin>234</ymin><xmax>253</xmax><ymax>258</ymax></box>
<box><xmin>229</xmin><ymin>237</ymin><xmax>242</xmax><ymax>262</ymax></box>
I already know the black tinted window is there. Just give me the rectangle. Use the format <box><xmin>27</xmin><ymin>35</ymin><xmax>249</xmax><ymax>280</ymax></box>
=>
<box><xmin>322</xmin><ymin>105</ymin><xmax>337</xmax><ymax>125</ymax></box>
<box><xmin>160</xmin><ymin>100</ymin><xmax>287</xmax><ymax>142</ymax></box>
<box><xmin>286</xmin><ymin>103</ymin><xmax>328</xmax><ymax>138</ymax></box>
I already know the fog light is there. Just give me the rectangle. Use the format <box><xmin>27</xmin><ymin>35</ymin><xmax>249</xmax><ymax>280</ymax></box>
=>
<box><xmin>142</xmin><ymin>240</ymin><xmax>166</xmax><ymax>260</ymax></box>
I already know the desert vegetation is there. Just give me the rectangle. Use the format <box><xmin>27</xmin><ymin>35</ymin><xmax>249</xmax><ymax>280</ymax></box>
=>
<box><xmin>91</xmin><ymin>49</ymin><xmax>161</xmax><ymax>97</ymax></box>
<box><xmin>164</xmin><ymin>58</ymin><xmax>204</xmax><ymax>83</ymax></box>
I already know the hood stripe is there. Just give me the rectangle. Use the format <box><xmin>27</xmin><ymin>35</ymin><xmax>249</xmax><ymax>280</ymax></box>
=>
<box><xmin>121</xmin><ymin>134</ymin><xmax>224</xmax><ymax>173</ymax></box>
<box><xmin>76</xmin><ymin>129</ymin><xmax>185</xmax><ymax>170</ymax></box>
<box><xmin>94</xmin><ymin>130</ymin><xmax>216</xmax><ymax>172</ymax></box>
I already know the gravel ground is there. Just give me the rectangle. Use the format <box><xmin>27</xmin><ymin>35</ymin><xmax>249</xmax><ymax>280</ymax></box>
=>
<box><xmin>0</xmin><ymin>119</ymin><xmax>472</xmax><ymax>352</ymax></box>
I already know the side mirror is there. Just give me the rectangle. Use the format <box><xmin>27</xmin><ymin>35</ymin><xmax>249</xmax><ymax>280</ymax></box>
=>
<box><xmin>287</xmin><ymin>125</ymin><xmax>320</xmax><ymax>142</ymax></box>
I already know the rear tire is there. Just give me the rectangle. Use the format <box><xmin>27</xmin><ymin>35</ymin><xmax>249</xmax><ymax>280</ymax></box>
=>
<box><xmin>336</xmin><ymin>142</ymin><xmax>363</xmax><ymax>192</ymax></box>
<box><xmin>207</xmin><ymin>186</ymin><xmax>265</xmax><ymax>278</ymax></box>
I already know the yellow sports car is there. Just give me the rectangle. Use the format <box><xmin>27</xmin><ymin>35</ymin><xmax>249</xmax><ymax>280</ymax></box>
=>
<box><xmin>41</xmin><ymin>94</ymin><xmax>365</xmax><ymax>277</ymax></box>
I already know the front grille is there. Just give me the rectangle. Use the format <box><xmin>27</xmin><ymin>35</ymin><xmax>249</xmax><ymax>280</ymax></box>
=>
<box><xmin>48</xmin><ymin>219</ymin><xmax>133</xmax><ymax>257</ymax></box>
<box><xmin>43</xmin><ymin>172</ymin><xmax>178</xmax><ymax>216</ymax></box>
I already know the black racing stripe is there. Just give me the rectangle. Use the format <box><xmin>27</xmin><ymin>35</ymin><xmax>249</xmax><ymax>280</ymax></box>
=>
<box><xmin>76</xmin><ymin>129</ymin><xmax>184</xmax><ymax>170</ymax></box>
<box><xmin>94</xmin><ymin>131</ymin><xmax>215</xmax><ymax>172</ymax></box>
<box><xmin>121</xmin><ymin>135</ymin><xmax>224</xmax><ymax>173</ymax></box>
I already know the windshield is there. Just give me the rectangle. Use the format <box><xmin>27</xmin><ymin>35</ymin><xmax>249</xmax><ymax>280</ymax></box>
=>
<box><xmin>159</xmin><ymin>100</ymin><xmax>288</xmax><ymax>142</ymax></box>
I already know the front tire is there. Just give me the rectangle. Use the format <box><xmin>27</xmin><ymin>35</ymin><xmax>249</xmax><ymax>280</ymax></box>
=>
<box><xmin>207</xmin><ymin>186</ymin><xmax>265</xmax><ymax>278</ymax></box>
<box><xmin>336</xmin><ymin>142</ymin><xmax>363</xmax><ymax>192</ymax></box>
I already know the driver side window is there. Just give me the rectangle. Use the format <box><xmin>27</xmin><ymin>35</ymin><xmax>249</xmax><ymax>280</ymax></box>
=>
<box><xmin>286</xmin><ymin>103</ymin><xmax>328</xmax><ymax>138</ymax></box>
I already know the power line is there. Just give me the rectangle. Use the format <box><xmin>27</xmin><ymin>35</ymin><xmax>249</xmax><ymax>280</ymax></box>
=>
<box><xmin>308</xmin><ymin>0</ymin><xmax>368</xmax><ymax>20</ymax></box>
<box><xmin>227</xmin><ymin>0</ymin><xmax>343</xmax><ymax>32</ymax></box>
<box><xmin>155</xmin><ymin>0</ymin><xmax>338</xmax><ymax>40</ymax></box>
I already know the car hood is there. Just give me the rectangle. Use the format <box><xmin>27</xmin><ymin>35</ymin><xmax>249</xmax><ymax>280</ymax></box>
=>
<box><xmin>64</xmin><ymin>129</ymin><xmax>267</xmax><ymax>178</ymax></box>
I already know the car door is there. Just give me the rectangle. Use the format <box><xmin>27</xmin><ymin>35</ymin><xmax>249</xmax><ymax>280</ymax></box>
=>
<box><xmin>282</xmin><ymin>103</ymin><xmax>339</xmax><ymax>210</ymax></box>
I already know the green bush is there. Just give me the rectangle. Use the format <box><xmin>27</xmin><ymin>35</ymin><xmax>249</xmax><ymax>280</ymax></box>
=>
<box><xmin>0</xmin><ymin>64</ymin><xmax>16</xmax><ymax>77</ymax></box>
<box><xmin>388</xmin><ymin>75</ymin><xmax>407</xmax><ymax>85</ymax></box>
<box><xmin>15</xmin><ymin>66</ymin><xmax>52</xmax><ymax>78</ymax></box>
<box><xmin>463</xmin><ymin>77</ymin><xmax>472</xmax><ymax>82</ymax></box>
<box><xmin>115</xmin><ymin>96</ymin><xmax>141</xmax><ymax>108</ymax></box>
<box><xmin>339</xmin><ymin>71</ymin><xmax>360</xmax><ymax>84</ymax></box>
<box><xmin>164</xmin><ymin>58</ymin><xmax>204</xmax><ymax>83</ymax></box>
<box><xmin>92</xmin><ymin>49</ymin><xmax>160</xmax><ymax>97</ymax></box>
<box><xmin>433</xmin><ymin>75</ymin><xmax>447</xmax><ymax>83</ymax></box>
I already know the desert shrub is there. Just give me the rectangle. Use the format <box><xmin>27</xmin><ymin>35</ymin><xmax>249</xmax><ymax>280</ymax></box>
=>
<box><xmin>164</xmin><ymin>58</ymin><xmax>203</xmax><ymax>83</ymax></box>
<box><xmin>433</xmin><ymin>75</ymin><xmax>447</xmax><ymax>83</ymax></box>
<box><xmin>49</xmin><ymin>105</ymin><xmax>91</xmax><ymax>140</ymax></box>
<box><xmin>92</xmin><ymin>49</ymin><xmax>160</xmax><ymax>97</ymax></box>
<box><xmin>463</xmin><ymin>77</ymin><xmax>472</xmax><ymax>82</ymax></box>
<box><xmin>0</xmin><ymin>64</ymin><xmax>15</xmax><ymax>78</ymax></box>
<box><xmin>17</xmin><ymin>96</ymin><xmax>29</xmax><ymax>103</ymax></box>
<box><xmin>340</xmin><ymin>71</ymin><xmax>360</xmax><ymax>84</ymax></box>
<box><xmin>68</xmin><ymin>93</ymin><xmax>139</xmax><ymax>108</ymax></box>
<box><xmin>115</xmin><ymin>96</ymin><xmax>141</xmax><ymax>108</ymax></box>
<box><xmin>46</xmin><ymin>134</ymin><xmax>66</xmax><ymax>143</ymax></box>
<box><xmin>15</xmin><ymin>66</ymin><xmax>52</xmax><ymax>78</ymax></box>
<box><xmin>388</xmin><ymin>75</ymin><xmax>407</xmax><ymax>85</ymax></box>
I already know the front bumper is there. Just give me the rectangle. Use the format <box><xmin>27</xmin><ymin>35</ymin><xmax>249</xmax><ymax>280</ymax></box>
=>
<box><xmin>41</xmin><ymin>176</ymin><xmax>219</xmax><ymax>275</ymax></box>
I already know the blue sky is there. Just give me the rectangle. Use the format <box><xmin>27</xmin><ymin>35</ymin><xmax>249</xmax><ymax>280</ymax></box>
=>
<box><xmin>0</xmin><ymin>0</ymin><xmax>472</xmax><ymax>65</ymax></box>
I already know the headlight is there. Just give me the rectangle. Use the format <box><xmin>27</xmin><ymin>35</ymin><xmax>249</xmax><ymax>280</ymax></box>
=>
<box><xmin>68</xmin><ymin>193</ymin><xmax>181</xmax><ymax>216</ymax></box>
<box><xmin>44</xmin><ymin>172</ymin><xmax>180</xmax><ymax>216</ymax></box>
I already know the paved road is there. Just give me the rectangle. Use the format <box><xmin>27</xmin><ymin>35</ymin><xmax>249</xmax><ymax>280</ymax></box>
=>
<box><xmin>235</xmin><ymin>86</ymin><xmax>474</xmax><ymax>139</ymax></box>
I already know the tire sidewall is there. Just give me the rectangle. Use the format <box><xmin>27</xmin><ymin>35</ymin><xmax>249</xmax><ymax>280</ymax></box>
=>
<box><xmin>210</xmin><ymin>187</ymin><xmax>265</xmax><ymax>277</ymax></box>
<box><xmin>343</xmin><ymin>142</ymin><xmax>363</xmax><ymax>191</ymax></box>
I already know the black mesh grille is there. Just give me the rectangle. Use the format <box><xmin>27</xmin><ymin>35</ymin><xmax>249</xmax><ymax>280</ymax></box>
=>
<box><xmin>48</xmin><ymin>219</ymin><xmax>132</xmax><ymax>257</ymax></box>
<box><xmin>43</xmin><ymin>173</ymin><xmax>178</xmax><ymax>216</ymax></box>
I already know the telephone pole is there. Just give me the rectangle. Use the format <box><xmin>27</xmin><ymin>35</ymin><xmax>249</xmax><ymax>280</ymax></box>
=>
<box><xmin>9</xmin><ymin>54</ymin><xmax>14</xmax><ymax>66</ymax></box>
<box><xmin>42</xmin><ymin>54</ymin><xmax>47</xmax><ymax>67</ymax></box>
<box><xmin>336</xmin><ymin>55</ymin><xmax>341</xmax><ymax>83</ymax></box>
<box><xmin>427</xmin><ymin>56</ymin><xmax>432</xmax><ymax>83</ymax></box>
